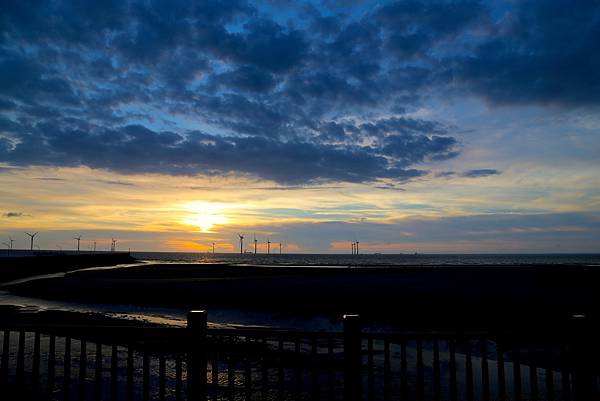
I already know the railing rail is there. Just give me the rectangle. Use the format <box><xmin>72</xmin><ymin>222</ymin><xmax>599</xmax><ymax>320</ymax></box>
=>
<box><xmin>1</xmin><ymin>312</ymin><xmax>598</xmax><ymax>401</ymax></box>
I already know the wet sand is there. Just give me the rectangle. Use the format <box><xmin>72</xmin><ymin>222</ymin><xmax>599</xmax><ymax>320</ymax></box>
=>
<box><xmin>3</xmin><ymin>263</ymin><xmax>598</xmax><ymax>331</ymax></box>
<box><xmin>0</xmin><ymin>304</ymin><xmax>160</xmax><ymax>327</ymax></box>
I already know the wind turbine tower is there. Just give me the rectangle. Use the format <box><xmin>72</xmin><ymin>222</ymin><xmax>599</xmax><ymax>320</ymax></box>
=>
<box><xmin>111</xmin><ymin>238</ymin><xmax>117</xmax><ymax>252</ymax></box>
<box><xmin>355</xmin><ymin>240</ymin><xmax>359</xmax><ymax>255</ymax></box>
<box><xmin>74</xmin><ymin>235</ymin><xmax>82</xmax><ymax>252</ymax></box>
<box><xmin>93</xmin><ymin>240</ymin><xmax>97</xmax><ymax>252</ymax></box>
<box><xmin>279</xmin><ymin>242</ymin><xmax>282</xmax><ymax>254</ymax></box>
<box><xmin>212</xmin><ymin>242</ymin><xmax>215</xmax><ymax>254</ymax></box>
<box><xmin>351</xmin><ymin>241</ymin><xmax>355</xmax><ymax>255</ymax></box>
<box><xmin>254</xmin><ymin>234</ymin><xmax>257</xmax><ymax>254</ymax></box>
<box><xmin>238</xmin><ymin>234</ymin><xmax>244</xmax><ymax>254</ymax></box>
<box><xmin>267</xmin><ymin>238</ymin><xmax>271</xmax><ymax>254</ymax></box>
<box><xmin>25</xmin><ymin>232</ymin><xmax>38</xmax><ymax>251</ymax></box>
<box><xmin>3</xmin><ymin>237</ymin><xmax>14</xmax><ymax>256</ymax></box>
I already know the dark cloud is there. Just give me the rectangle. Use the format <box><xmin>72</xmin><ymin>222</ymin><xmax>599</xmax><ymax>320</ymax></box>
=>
<box><xmin>3</xmin><ymin>212</ymin><xmax>28</xmax><ymax>218</ymax></box>
<box><xmin>376</xmin><ymin>0</ymin><xmax>485</xmax><ymax>58</ymax></box>
<box><xmin>252</xmin><ymin>185</ymin><xmax>344</xmax><ymax>191</ymax></box>
<box><xmin>435</xmin><ymin>171</ymin><xmax>456</xmax><ymax>178</ymax></box>
<box><xmin>0</xmin><ymin>0</ymin><xmax>596</xmax><ymax>183</ymax></box>
<box><xmin>223</xmin><ymin>19</ymin><xmax>308</xmax><ymax>73</ymax></box>
<box><xmin>211</xmin><ymin>65</ymin><xmax>277</xmax><ymax>92</ymax></box>
<box><xmin>382</xmin><ymin>134</ymin><xmax>458</xmax><ymax>165</ymax></box>
<box><xmin>374</xmin><ymin>183</ymin><xmax>406</xmax><ymax>191</ymax></box>
<box><xmin>435</xmin><ymin>169</ymin><xmax>501</xmax><ymax>179</ymax></box>
<box><xmin>92</xmin><ymin>179</ymin><xmax>137</xmax><ymax>187</ymax></box>
<box><xmin>0</xmin><ymin>122</ymin><xmax>437</xmax><ymax>184</ymax></box>
<box><xmin>35</xmin><ymin>177</ymin><xmax>66</xmax><ymax>181</ymax></box>
<box><xmin>451</xmin><ymin>0</ymin><xmax>600</xmax><ymax>105</ymax></box>
<box><xmin>461</xmin><ymin>169</ymin><xmax>501</xmax><ymax>178</ymax></box>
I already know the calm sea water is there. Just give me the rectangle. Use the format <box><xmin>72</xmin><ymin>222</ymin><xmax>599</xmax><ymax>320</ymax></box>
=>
<box><xmin>131</xmin><ymin>252</ymin><xmax>600</xmax><ymax>266</ymax></box>
<box><xmin>5</xmin><ymin>250</ymin><xmax>600</xmax><ymax>266</ymax></box>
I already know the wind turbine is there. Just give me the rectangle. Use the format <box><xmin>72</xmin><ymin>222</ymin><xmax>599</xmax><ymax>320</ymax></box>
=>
<box><xmin>25</xmin><ymin>232</ymin><xmax>38</xmax><ymax>251</ymax></box>
<box><xmin>253</xmin><ymin>234</ymin><xmax>257</xmax><ymax>254</ymax></box>
<box><xmin>351</xmin><ymin>241</ymin><xmax>355</xmax><ymax>255</ymax></box>
<box><xmin>355</xmin><ymin>240</ymin><xmax>359</xmax><ymax>255</ymax></box>
<box><xmin>74</xmin><ymin>235</ymin><xmax>82</xmax><ymax>252</ymax></box>
<box><xmin>111</xmin><ymin>238</ymin><xmax>117</xmax><ymax>252</ymax></box>
<box><xmin>4</xmin><ymin>237</ymin><xmax>14</xmax><ymax>255</ymax></box>
<box><xmin>279</xmin><ymin>242</ymin><xmax>282</xmax><ymax>254</ymax></box>
<box><xmin>212</xmin><ymin>242</ymin><xmax>215</xmax><ymax>254</ymax></box>
<box><xmin>2</xmin><ymin>241</ymin><xmax>10</xmax><ymax>256</ymax></box>
<box><xmin>93</xmin><ymin>240</ymin><xmax>97</xmax><ymax>252</ymax></box>
<box><xmin>237</xmin><ymin>234</ymin><xmax>244</xmax><ymax>254</ymax></box>
<box><xmin>267</xmin><ymin>238</ymin><xmax>271</xmax><ymax>254</ymax></box>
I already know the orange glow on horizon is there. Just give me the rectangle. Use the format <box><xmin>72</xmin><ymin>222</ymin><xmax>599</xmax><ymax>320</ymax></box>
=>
<box><xmin>283</xmin><ymin>243</ymin><xmax>302</xmax><ymax>252</ymax></box>
<box><xmin>165</xmin><ymin>240</ymin><xmax>235</xmax><ymax>252</ymax></box>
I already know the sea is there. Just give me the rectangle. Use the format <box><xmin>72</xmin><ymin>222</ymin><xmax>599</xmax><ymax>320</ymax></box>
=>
<box><xmin>130</xmin><ymin>252</ymin><xmax>600</xmax><ymax>266</ymax></box>
<box><xmin>1</xmin><ymin>252</ymin><xmax>599</xmax><ymax>330</ymax></box>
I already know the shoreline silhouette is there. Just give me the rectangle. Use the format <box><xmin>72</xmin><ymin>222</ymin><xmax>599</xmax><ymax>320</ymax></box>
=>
<box><xmin>2</xmin><ymin>261</ymin><xmax>597</xmax><ymax>332</ymax></box>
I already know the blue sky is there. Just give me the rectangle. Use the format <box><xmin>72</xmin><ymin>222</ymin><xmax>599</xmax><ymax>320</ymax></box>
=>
<box><xmin>0</xmin><ymin>0</ymin><xmax>599</xmax><ymax>252</ymax></box>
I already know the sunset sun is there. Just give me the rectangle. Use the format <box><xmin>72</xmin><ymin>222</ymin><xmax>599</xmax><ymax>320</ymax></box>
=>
<box><xmin>181</xmin><ymin>202</ymin><xmax>230</xmax><ymax>233</ymax></box>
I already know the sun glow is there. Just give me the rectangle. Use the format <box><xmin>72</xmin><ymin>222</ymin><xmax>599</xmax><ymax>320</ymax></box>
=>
<box><xmin>181</xmin><ymin>202</ymin><xmax>230</xmax><ymax>233</ymax></box>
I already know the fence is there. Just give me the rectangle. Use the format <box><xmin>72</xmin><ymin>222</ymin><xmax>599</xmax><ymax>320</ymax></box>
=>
<box><xmin>1</xmin><ymin>311</ymin><xmax>598</xmax><ymax>401</ymax></box>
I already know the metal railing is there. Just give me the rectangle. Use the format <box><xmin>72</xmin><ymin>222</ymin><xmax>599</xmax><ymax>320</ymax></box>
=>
<box><xmin>1</xmin><ymin>311</ymin><xmax>598</xmax><ymax>400</ymax></box>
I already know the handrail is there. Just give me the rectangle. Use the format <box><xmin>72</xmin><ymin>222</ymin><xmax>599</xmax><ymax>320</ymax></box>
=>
<box><xmin>1</xmin><ymin>312</ymin><xmax>598</xmax><ymax>401</ymax></box>
<box><xmin>0</xmin><ymin>322</ymin><xmax>589</xmax><ymax>341</ymax></box>
<box><xmin>208</xmin><ymin>327</ymin><xmax>344</xmax><ymax>338</ymax></box>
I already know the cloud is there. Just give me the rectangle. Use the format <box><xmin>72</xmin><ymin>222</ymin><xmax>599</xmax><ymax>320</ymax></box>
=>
<box><xmin>35</xmin><ymin>177</ymin><xmax>66</xmax><ymax>181</ymax></box>
<box><xmin>3</xmin><ymin>211</ymin><xmax>28</xmax><ymax>218</ymax></box>
<box><xmin>435</xmin><ymin>171</ymin><xmax>456</xmax><ymax>178</ymax></box>
<box><xmin>0</xmin><ymin>122</ymin><xmax>444</xmax><ymax>184</ymax></box>
<box><xmin>269</xmin><ymin>212</ymin><xmax>600</xmax><ymax>252</ymax></box>
<box><xmin>434</xmin><ymin>169</ymin><xmax>501</xmax><ymax>179</ymax></box>
<box><xmin>92</xmin><ymin>179</ymin><xmax>137</xmax><ymax>187</ymax></box>
<box><xmin>451</xmin><ymin>0</ymin><xmax>600</xmax><ymax>106</ymax></box>
<box><xmin>0</xmin><ymin>0</ymin><xmax>598</xmax><ymax>184</ymax></box>
<box><xmin>252</xmin><ymin>185</ymin><xmax>344</xmax><ymax>191</ymax></box>
<box><xmin>374</xmin><ymin>183</ymin><xmax>405</xmax><ymax>191</ymax></box>
<box><xmin>376</xmin><ymin>0</ymin><xmax>486</xmax><ymax>58</ymax></box>
<box><xmin>210</xmin><ymin>65</ymin><xmax>277</xmax><ymax>93</ymax></box>
<box><xmin>461</xmin><ymin>169</ymin><xmax>501</xmax><ymax>178</ymax></box>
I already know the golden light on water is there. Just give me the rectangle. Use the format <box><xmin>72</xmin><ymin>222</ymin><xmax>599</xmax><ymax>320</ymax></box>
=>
<box><xmin>181</xmin><ymin>201</ymin><xmax>231</xmax><ymax>233</ymax></box>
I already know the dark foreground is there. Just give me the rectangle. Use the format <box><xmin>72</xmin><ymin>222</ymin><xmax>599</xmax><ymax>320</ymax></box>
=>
<box><xmin>4</xmin><ymin>263</ymin><xmax>598</xmax><ymax>331</ymax></box>
<box><xmin>2</xmin><ymin>263</ymin><xmax>600</xmax><ymax>400</ymax></box>
<box><xmin>1</xmin><ymin>308</ymin><xmax>598</xmax><ymax>401</ymax></box>
<box><xmin>0</xmin><ymin>252</ymin><xmax>136</xmax><ymax>282</ymax></box>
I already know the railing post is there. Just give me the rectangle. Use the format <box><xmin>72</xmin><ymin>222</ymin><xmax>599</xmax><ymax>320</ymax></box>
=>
<box><xmin>570</xmin><ymin>315</ymin><xmax>599</xmax><ymax>401</ymax></box>
<box><xmin>343</xmin><ymin>314</ymin><xmax>362</xmax><ymax>401</ymax></box>
<box><xmin>187</xmin><ymin>310</ymin><xmax>207</xmax><ymax>401</ymax></box>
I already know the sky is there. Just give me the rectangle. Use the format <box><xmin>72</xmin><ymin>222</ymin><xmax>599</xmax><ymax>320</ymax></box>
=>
<box><xmin>1</xmin><ymin>0</ymin><xmax>599</xmax><ymax>253</ymax></box>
